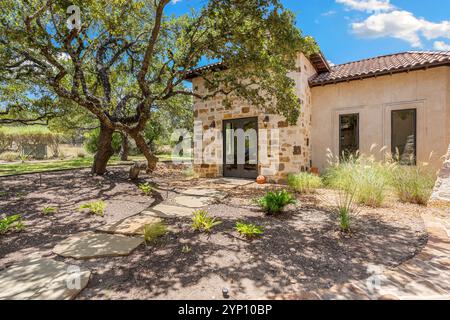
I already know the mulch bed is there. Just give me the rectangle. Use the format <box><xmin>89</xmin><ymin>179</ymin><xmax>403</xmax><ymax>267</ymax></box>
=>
<box><xmin>0</xmin><ymin>164</ymin><xmax>430</xmax><ymax>299</ymax></box>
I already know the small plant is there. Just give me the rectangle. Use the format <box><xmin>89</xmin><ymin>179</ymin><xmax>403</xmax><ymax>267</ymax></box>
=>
<box><xmin>182</xmin><ymin>245</ymin><xmax>192</xmax><ymax>253</ymax></box>
<box><xmin>78</xmin><ymin>200</ymin><xmax>106</xmax><ymax>216</ymax></box>
<box><xmin>0</xmin><ymin>215</ymin><xmax>25</xmax><ymax>234</ymax></box>
<box><xmin>142</xmin><ymin>222</ymin><xmax>168</xmax><ymax>244</ymax></box>
<box><xmin>42</xmin><ymin>206</ymin><xmax>58</xmax><ymax>215</ymax></box>
<box><xmin>15</xmin><ymin>191</ymin><xmax>26</xmax><ymax>198</ymax></box>
<box><xmin>0</xmin><ymin>191</ymin><xmax>7</xmax><ymax>197</ymax></box>
<box><xmin>19</xmin><ymin>154</ymin><xmax>29</xmax><ymax>163</ymax></box>
<box><xmin>138</xmin><ymin>182</ymin><xmax>152</xmax><ymax>195</ymax></box>
<box><xmin>254</xmin><ymin>190</ymin><xmax>296</xmax><ymax>214</ymax></box>
<box><xmin>391</xmin><ymin>165</ymin><xmax>435</xmax><ymax>205</ymax></box>
<box><xmin>335</xmin><ymin>189</ymin><xmax>357</xmax><ymax>232</ymax></box>
<box><xmin>191</xmin><ymin>210</ymin><xmax>222</xmax><ymax>233</ymax></box>
<box><xmin>235</xmin><ymin>221</ymin><xmax>264</xmax><ymax>239</ymax></box>
<box><xmin>287</xmin><ymin>172</ymin><xmax>322</xmax><ymax>194</ymax></box>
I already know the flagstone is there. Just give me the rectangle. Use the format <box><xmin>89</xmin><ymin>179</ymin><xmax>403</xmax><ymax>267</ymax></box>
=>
<box><xmin>143</xmin><ymin>203</ymin><xmax>194</xmax><ymax>218</ymax></box>
<box><xmin>210</xmin><ymin>178</ymin><xmax>254</xmax><ymax>186</ymax></box>
<box><xmin>174</xmin><ymin>195</ymin><xmax>214</xmax><ymax>208</ymax></box>
<box><xmin>0</xmin><ymin>257</ymin><xmax>90</xmax><ymax>300</ymax></box>
<box><xmin>96</xmin><ymin>215</ymin><xmax>162</xmax><ymax>235</ymax></box>
<box><xmin>53</xmin><ymin>232</ymin><xmax>143</xmax><ymax>259</ymax></box>
<box><xmin>180</xmin><ymin>188</ymin><xmax>226</xmax><ymax>198</ymax></box>
<box><xmin>321</xmin><ymin>281</ymin><xmax>370</xmax><ymax>300</ymax></box>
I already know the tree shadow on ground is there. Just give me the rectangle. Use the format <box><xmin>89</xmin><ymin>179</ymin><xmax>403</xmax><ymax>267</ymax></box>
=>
<box><xmin>78</xmin><ymin>202</ymin><xmax>427</xmax><ymax>299</ymax></box>
<box><xmin>0</xmin><ymin>168</ymin><xmax>157</xmax><ymax>262</ymax></box>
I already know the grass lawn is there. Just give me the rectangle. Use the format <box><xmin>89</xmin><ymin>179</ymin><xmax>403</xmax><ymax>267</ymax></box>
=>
<box><xmin>0</xmin><ymin>157</ymin><xmax>120</xmax><ymax>176</ymax></box>
<box><xmin>0</xmin><ymin>154</ymin><xmax>192</xmax><ymax>176</ymax></box>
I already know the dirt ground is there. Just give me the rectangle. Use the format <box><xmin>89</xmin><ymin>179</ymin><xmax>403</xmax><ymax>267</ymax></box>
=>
<box><xmin>0</xmin><ymin>164</ymin><xmax>431</xmax><ymax>299</ymax></box>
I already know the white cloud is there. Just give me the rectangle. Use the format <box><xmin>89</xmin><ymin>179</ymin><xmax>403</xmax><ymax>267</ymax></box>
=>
<box><xmin>352</xmin><ymin>10</ymin><xmax>423</xmax><ymax>47</ymax></box>
<box><xmin>434</xmin><ymin>41</ymin><xmax>450</xmax><ymax>51</ymax></box>
<box><xmin>337</xmin><ymin>0</ymin><xmax>450</xmax><ymax>48</ymax></box>
<box><xmin>172</xmin><ymin>0</ymin><xmax>182</xmax><ymax>4</ymax></box>
<box><xmin>336</xmin><ymin>0</ymin><xmax>394</xmax><ymax>13</ymax></box>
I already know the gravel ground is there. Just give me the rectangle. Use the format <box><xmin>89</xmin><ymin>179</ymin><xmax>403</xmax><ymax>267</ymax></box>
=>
<box><xmin>0</xmin><ymin>164</ymin><xmax>430</xmax><ymax>299</ymax></box>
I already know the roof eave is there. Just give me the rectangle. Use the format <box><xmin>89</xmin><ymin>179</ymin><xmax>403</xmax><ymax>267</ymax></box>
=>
<box><xmin>309</xmin><ymin>60</ymin><xmax>450</xmax><ymax>87</ymax></box>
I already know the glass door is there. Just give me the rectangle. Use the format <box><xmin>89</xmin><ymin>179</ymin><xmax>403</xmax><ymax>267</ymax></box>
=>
<box><xmin>223</xmin><ymin>117</ymin><xmax>258</xmax><ymax>178</ymax></box>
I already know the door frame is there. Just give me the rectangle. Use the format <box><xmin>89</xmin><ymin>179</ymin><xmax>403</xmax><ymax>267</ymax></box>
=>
<box><xmin>222</xmin><ymin>116</ymin><xmax>259</xmax><ymax>178</ymax></box>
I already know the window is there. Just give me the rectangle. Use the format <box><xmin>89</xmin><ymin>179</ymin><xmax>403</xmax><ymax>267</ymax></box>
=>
<box><xmin>392</xmin><ymin>109</ymin><xmax>416</xmax><ymax>165</ymax></box>
<box><xmin>339</xmin><ymin>114</ymin><xmax>359</xmax><ymax>158</ymax></box>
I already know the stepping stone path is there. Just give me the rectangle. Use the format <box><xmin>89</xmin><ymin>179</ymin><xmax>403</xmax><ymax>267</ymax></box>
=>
<box><xmin>53</xmin><ymin>231</ymin><xmax>144</xmax><ymax>259</ymax></box>
<box><xmin>293</xmin><ymin>213</ymin><xmax>450</xmax><ymax>300</ymax></box>
<box><xmin>0</xmin><ymin>179</ymin><xmax>247</xmax><ymax>299</ymax></box>
<box><xmin>97</xmin><ymin>215</ymin><xmax>162</xmax><ymax>235</ymax></box>
<box><xmin>173</xmin><ymin>188</ymin><xmax>227</xmax><ymax>208</ymax></box>
<box><xmin>0</xmin><ymin>257</ymin><xmax>90</xmax><ymax>300</ymax></box>
<box><xmin>4</xmin><ymin>176</ymin><xmax>447</xmax><ymax>300</ymax></box>
<box><xmin>143</xmin><ymin>203</ymin><xmax>194</xmax><ymax>218</ymax></box>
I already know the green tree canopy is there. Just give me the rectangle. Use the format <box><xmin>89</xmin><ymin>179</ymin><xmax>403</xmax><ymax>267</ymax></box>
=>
<box><xmin>0</xmin><ymin>0</ymin><xmax>318</xmax><ymax>174</ymax></box>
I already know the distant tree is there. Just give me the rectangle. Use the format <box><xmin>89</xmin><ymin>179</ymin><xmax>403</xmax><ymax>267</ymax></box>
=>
<box><xmin>0</xmin><ymin>0</ymin><xmax>318</xmax><ymax>175</ymax></box>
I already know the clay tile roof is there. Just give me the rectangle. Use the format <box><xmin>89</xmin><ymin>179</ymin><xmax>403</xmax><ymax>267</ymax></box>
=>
<box><xmin>185</xmin><ymin>52</ymin><xmax>331</xmax><ymax>80</ymax></box>
<box><xmin>310</xmin><ymin>51</ymin><xmax>450</xmax><ymax>87</ymax></box>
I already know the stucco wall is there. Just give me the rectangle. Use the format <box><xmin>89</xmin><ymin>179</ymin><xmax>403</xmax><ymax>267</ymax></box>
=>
<box><xmin>311</xmin><ymin>66</ymin><xmax>450</xmax><ymax>172</ymax></box>
<box><xmin>191</xmin><ymin>53</ymin><xmax>316</xmax><ymax>182</ymax></box>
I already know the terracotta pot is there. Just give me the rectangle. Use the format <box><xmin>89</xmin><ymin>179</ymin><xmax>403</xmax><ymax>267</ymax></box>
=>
<box><xmin>310</xmin><ymin>167</ymin><xmax>320</xmax><ymax>175</ymax></box>
<box><xmin>256</xmin><ymin>175</ymin><xmax>266</xmax><ymax>184</ymax></box>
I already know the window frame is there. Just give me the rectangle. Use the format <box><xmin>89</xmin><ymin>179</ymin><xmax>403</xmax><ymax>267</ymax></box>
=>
<box><xmin>391</xmin><ymin>108</ymin><xmax>417</xmax><ymax>165</ymax></box>
<box><xmin>339</xmin><ymin>113</ymin><xmax>360</xmax><ymax>158</ymax></box>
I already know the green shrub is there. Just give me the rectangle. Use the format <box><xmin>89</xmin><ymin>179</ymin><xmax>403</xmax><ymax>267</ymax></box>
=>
<box><xmin>138</xmin><ymin>182</ymin><xmax>152</xmax><ymax>195</ymax></box>
<box><xmin>191</xmin><ymin>210</ymin><xmax>222</xmax><ymax>233</ymax></box>
<box><xmin>254</xmin><ymin>190</ymin><xmax>296</xmax><ymax>214</ymax></box>
<box><xmin>143</xmin><ymin>222</ymin><xmax>168</xmax><ymax>244</ymax></box>
<box><xmin>391</xmin><ymin>165</ymin><xmax>436</xmax><ymax>205</ymax></box>
<box><xmin>0</xmin><ymin>151</ymin><xmax>19</xmax><ymax>162</ymax></box>
<box><xmin>235</xmin><ymin>221</ymin><xmax>264</xmax><ymax>239</ymax></box>
<box><xmin>287</xmin><ymin>172</ymin><xmax>322</xmax><ymax>194</ymax></box>
<box><xmin>0</xmin><ymin>215</ymin><xmax>24</xmax><ymax>234</ymax></box>
<box><xmin>78</xmin><ymin>201</ymin><xmax>106</xmax><ymax>216</ymax></box>
<box><xmin>84</xmin><ymin>128</ymin><xmax>122</xmax><ymax>154</ymax></box>
<box><xmin>42</xmin><ymin>206</ymin><xmax>58</xmax><ymax>215</ymax></box>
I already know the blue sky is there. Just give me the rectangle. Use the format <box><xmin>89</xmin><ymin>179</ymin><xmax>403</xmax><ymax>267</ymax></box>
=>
<box><xmin>167</xmin><ymin>0</ymin><xmax>450</xmax><ymax>65</ymax></box>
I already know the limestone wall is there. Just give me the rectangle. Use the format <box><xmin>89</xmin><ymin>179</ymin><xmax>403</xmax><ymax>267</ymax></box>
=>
<box><xmin>191</xmin><ymin>53</ymin><xmax>316</xmax><ymax>182</ymax></box>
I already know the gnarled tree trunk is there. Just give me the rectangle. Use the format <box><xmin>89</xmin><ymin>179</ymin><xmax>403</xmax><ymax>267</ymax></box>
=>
<box><xmin>119</xmin><ymin>133</ymin><xmax>129</xmax><ymax>161</ymax></box>
<box><xmin>131</xmin><ymin>132</ymin><xmax>158</xmax><ymax>172</ymax></box>
<box><xmin>92</xmin><ymin>124</ymin><xmax>115</xmax><ymax>175</ymax></box>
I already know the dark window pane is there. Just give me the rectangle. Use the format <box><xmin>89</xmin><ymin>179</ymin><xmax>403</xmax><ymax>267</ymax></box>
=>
<box><xmin>339</xmin><ymin>114</ymin><xmax>359</xmax><ymax>158</ymax></box>
<box><xmin>392</xmin><ymin>109</ymin><xmax>416</xmax><ymax>165</ymax></box>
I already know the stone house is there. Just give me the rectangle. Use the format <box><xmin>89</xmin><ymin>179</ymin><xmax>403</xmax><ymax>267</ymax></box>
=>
<box><xmin>186</xmin><ymin>51</ymin><xmax>450</xmax><ymax>182</ymax></box>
